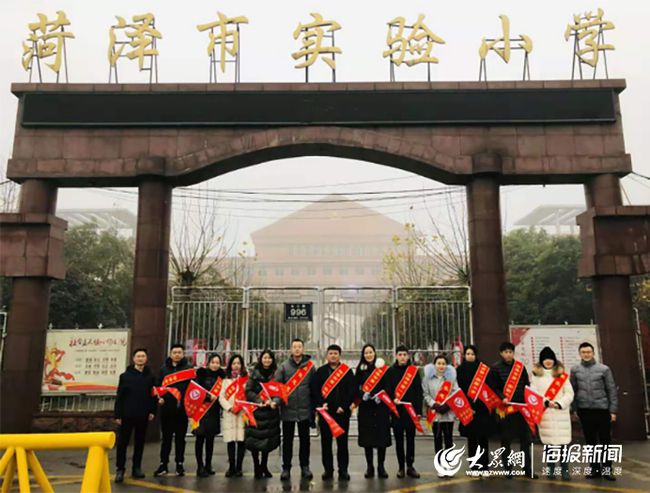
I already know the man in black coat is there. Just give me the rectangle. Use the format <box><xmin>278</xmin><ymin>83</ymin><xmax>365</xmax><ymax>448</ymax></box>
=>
<box><xmin>310</xmin><ymin>344</ymin><xmax>356</xmax><ymax>481</ymax></box>
<box><xmin>154</xmin><ymin>344</ymin><xmax>195</xmax><ymax>477</ymax></box>
<box><xmin>114</xmin><ymin>348</ymin><xmax>157</xmax><ymax>483</ymax></box>
<box><xmin>387</xmin><ymin>345</ymin><xmax>423</xmax><ymax>479</ymax></box>
<box><xmin>489</xmin><ymin>341</ymin><xmax>536</xmax><ymax>479</ymax></box>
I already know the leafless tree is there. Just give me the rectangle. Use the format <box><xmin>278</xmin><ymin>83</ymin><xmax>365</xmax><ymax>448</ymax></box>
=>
<box><xmin>383</xmin><ymin>190</ymin><xmax>469</xmax><ymax>286</ymax></box>
<box><xmin>0</xmin><ymin>160</ymin><xmax>19</xmax><ymax>212</ymax></box>
<box><xmin>169</xmin><ymin>190</ymin><xmax>235</xmax><ymax>287</ymax></box>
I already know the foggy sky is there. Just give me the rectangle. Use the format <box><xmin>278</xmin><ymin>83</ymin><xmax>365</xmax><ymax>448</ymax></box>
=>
<box><xmin>1</xmin><ymin>0</ymin><xmax>648</xmax><ymax>250</ymax></box>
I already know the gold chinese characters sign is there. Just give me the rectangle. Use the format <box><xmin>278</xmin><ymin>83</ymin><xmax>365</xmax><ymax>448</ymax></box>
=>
<box><xmin>108</xmin><ymin>13</ymin><xmax>162</xmax><ymax>83</ymax></box>
<box><xmin>22</xmin><ymin>11</ymin><xmax>74</xmax><ymax>82</ymax></box>
<box><xmin>197</xmin><ymin>12</ymin><xmax>249</xmax><ymax>83</ymax></box>
<box><xmin>20</xmin><ymin>9</ymin><xmax>617</xmax><ymax>83</ymax></box>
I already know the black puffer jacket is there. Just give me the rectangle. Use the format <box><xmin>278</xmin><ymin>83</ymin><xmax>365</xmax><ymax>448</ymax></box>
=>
<box><xmin>114</xmin><ymin>365</ymin><xmax>157</xmax><ymax>419</ymax></box>
<box><xmin>244</xmin><ymin>366</ymin><xmax>281</xmax><ymax>453</ymax></box>
<box><xmin>192</xmin><ymin>367</ymin><xmax>226</xmax><ymax>437</ymax></box>
<box><xmin>158</xmin><ymin>357</ymin><xmax>193</xmax><ymax>419</ymax></box>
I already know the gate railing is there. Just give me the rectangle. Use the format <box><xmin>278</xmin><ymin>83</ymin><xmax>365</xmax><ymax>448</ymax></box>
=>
<box><xmin>167</xmin><ymin>285</ymin><xmax>472</xmax><ymax>366</ymax></box>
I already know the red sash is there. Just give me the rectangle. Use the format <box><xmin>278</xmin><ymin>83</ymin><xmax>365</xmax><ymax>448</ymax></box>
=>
<box><xmin>285</xmin><ymin>360</ymin><xmax>314</xmax><ymax>396</ymax></box>
<box><xmin>190</xmin><ymin>377</ymin><xmax>223</xmax><ymax>427</ymax></box>
<box><xmin>503</xmin><ymin>360</ymin><xmax>524</xmax><ymax>401</ymax></box>
<box><xmin>394</xmin><ymin>365</ymin><xmax>418</xmax><ymax>401</ymax></box>
<box><xmin>153</xmin><ymin>368</ymin><xmax>197</xmax><ymax>402</ymax></box>
<box><xmin>495</xmin><ymin>360</ymin><xmax>524</xmax><ymax>417</ymax></box>
<box><xmin>225</xmin><ymin>376</ymin><xmax>248</xmax><ymax>413</ymax></box>
<box><xmin>401</xmin><ymin>401</ymin><xmax>424</xmax><ymax>433</ymax></box>
<box><xmin>362</xmin><ymin>365</ymin><xmax>388</xmax><ymax>393</ymax></box>
<box><xmin>321</xmin><ymin>363</ymin><xmax>350</xmax><ymax>399</ymax></box>
<box><xmin>477</xmin><ymin>382</ymin><xmax>502</xmax><ymax>412</ymax></box>
<box><xmin>467</xmin><ymin>363</ymin><xmax>490</xmax><ymax>401</ymax></box>
<box><xmin>426</xmin><ymin>380</ymin><xmax>452</xmax><ymax>425</ymax></box>
<box><xmin>162</xmin><ymin>368</ymin><xmax>196</xmax><ymax>387</ymax></box>
<box><xmin>544</xmin><ymin>372</ymin><xmax>569</xmax><ymax>401</ymax></box>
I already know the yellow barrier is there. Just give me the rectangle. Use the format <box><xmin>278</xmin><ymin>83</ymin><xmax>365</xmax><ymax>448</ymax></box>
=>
<box><xmin>0</xmin><ymin>432</ymin><xmax>115</xmax><ymax>493</ymax></box>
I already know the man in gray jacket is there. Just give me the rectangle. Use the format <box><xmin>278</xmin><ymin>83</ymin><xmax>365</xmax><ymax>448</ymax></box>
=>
<box><xmin>275</xmin><ymin>338</ymin><xmax>315</xmax><ymax>481</ymax></box>
<box><xmin>570</xmin><ymin>342</ymin><xmax>618</xmax><ymax>481</ymax></box>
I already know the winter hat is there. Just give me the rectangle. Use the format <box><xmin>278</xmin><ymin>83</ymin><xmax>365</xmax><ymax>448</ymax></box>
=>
<box><xmin>539</xmin><ymin>346</ymin><xmax>557</xmax><ymax>365</ymax></box>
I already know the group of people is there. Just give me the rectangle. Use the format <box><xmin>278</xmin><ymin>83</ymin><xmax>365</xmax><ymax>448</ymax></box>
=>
<box><xmin>113</xmin><ymin>338</ymin><xmax>618</xmax><ymax>483</ymax></box>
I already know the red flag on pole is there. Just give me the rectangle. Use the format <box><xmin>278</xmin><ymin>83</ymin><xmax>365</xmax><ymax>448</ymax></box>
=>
<box><xmin>235</xmin><ymin>400</ymin><xmax>260</xmax><ymax>427</ymax></box>
<box><xmin>184</xmin><ymin>380</ymin><xmax>207</xmax><ymax>418</ymax></box>
<box><xmin>445</xmin><ymin>388</ymin><xmax>474</xmax><ymax>426</ymax></box>
<box><xmin>477</xmin><ymin>382</ymin><xmax>502</xmax><ymax>412</ymax></box>
<box><xmin>510</xmin><ymin>402</ymin><xmax>537</xmax><ymax>435</ymax></box>
<box><xmin>261</xmin><ymin>381</ymin><xmax>288</xmax><ymax>405</ymax></box>
<box><xmin>375</xmin><ymin>390</ymin><xmax>399</xmax><ymax>417</ymax></box>
<box><xmin>524</xmin><ymin>386</ymin><xmax>545</xmax><ymax>425</ymax></box>
<box><xmin>316</xmin><ymin>407</ymin><xmax>345</xmax><ymax>438</ymax></box>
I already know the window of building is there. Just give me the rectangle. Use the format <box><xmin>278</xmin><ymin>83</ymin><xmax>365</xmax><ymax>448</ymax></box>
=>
<box><xmin>339</xmin><ymin>266</ymin><xmax>349</xmax><ymax>275</ymax></box>
<box><xmin>275</xmin><ymin>267</ymin><xmax>284</xmax><ymax>276</ymax></box>
<box><xmin>291</xmin><ymin>267</ymin><xmax>300</xmax><ymax>276</ymax></box>
<box><xmin>323</xmin><ymin>265</ymin><xmax>333</xmax><ymax>275</ymax></box>
<box><xmin>307</xmin><ymin>266</ymin><xmax>316</xmax><ymax>275</ymax></box>
<box><xmin>355</xmin><ymin>265</ymin><xmax>364</xmax><ymax>275</ymax></box>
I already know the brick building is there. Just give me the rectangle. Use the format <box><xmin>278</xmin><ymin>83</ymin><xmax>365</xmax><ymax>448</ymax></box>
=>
<box><xmin>249</xmin><ymin>196</ymin><xmax>406</xmax><ymax>286</ymax></box>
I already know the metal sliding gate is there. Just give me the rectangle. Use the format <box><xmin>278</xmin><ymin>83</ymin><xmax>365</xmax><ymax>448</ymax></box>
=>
<box><xmin>167</xmin><ymin>286</ymin><xmax>472</xmax><ymax>366</ymax></box>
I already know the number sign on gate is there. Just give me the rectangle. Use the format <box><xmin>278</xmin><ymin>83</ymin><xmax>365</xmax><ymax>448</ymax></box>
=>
<box><xmin>284</xmin><ymin>303</ymin><xmax>313</xmax><ymax>322</ymax></box>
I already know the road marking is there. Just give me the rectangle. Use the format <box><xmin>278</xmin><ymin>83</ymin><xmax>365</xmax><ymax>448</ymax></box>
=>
<box><xmin>521</xmin><ymin>477</ymin><xmax>649</xmax><ymax>493</ymax></box>
<box><xmin>123</xmin><ymin>478</ymin><xmax>200</xmax><ymax>493</ymax></box>
<box><xmin>387</xmin><ymin>477</ymin><xmax>477</xmax><ymax>492</ymax></box>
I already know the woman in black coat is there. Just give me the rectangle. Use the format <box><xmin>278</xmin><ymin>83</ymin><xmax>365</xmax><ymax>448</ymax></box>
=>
<box><xmin>193</xmin><ymin>353</ymin><xmax>226</xmax><ymax>477</ymax></box>
<box><xmin>245</xmin><ymin>350</ymin><xmax>281</xmax><ymax>479</ymax></box>
<box><xmin>456</xmin><ymin>345</ymin><xmax>493</xmax><ymax>473</ymax></box>
<box><xmin>355</xmin><ymin>343</ymin><xmax>392</xmax><ymax>479</ymax></box>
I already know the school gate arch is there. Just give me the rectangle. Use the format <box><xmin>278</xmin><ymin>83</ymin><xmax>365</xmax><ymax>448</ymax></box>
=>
<box><xmin>1</xmin><ymin>80</ymin><xmax>648</xmax><ymax>439</ymax></box>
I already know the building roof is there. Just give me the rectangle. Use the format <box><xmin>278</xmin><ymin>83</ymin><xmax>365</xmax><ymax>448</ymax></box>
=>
<box><xmin>514</xmin><ymin>205</ymin><xmax>585</xmax><ymax>227</ymax></box>
<box><xmin>57</xmin><ymin>208</ymin><xmax>137</xmax><ymax>231</ymax></box>
<box><xmin>251</xmin><ymin>195</ymin><xmax>406</xmax><ymax>240</ymax></box>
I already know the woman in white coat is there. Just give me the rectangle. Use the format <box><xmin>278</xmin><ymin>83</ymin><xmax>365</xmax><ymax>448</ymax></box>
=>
<box><xmin>219</xmin><ymin>354</ymin><xmax>248</xmax><ymax>478</ymax></box>
<box><xmin>531</xmin><ymin>346</ymin><xmax>574</xmax><ymax>481</ymax></box>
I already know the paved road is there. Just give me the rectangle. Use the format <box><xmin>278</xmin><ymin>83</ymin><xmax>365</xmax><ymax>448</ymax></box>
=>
<box><xmin>10</xmin><ymin>438</ymin><xmax>650</xmax><ymax>492</ymax></box>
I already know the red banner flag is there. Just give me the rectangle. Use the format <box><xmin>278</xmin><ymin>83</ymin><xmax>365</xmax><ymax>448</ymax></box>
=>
<box><xmin>190</xmin><ymin>377</ymin><xmax>223</xmax><ymax>429</ymax></box>
<box><xmin>316</xmin><ymin>407</ymin><xmax>345</xmax><ymax>438</ymax></box>
<box><xmin>399</xmin><ymin>401</ymin><xmax>424</xmax><ymax>433</ymax></box>
<box><xmin>510</xmin><ymin>402</ymin><xmax>537</xmax><ymax>435</ymax></box>
<box><xmin>445</xmin><ymin>388</ymin><xmax>474</xmax><ymax>426</ymax></box>
<box><xmin>477</xmin><ymin>382</ymin><xmax>501</xmax><ymax>412</ymax></box>
<box><xmin>524</xmin><ymin>386</ymin><xmax>545</xmax><ymax>425</ymax></box>
<box><xmin>235</xmin><ymin>400</ymin><xmax>260</xmax><ymax>427</ymax></box>
<box><xmin>184</xmin><ymin>380</ymin><xmax>207</xmax><ymax>418</ymax></box>
<box><xmin>375</xmin><ymin>389</ymin><xmax>399</xmax><ymax>417</ymax></box>
<box><xmin>262</xmin><ymin>381</ymin><xmax>289</xmax><ymax>405</ymax></box>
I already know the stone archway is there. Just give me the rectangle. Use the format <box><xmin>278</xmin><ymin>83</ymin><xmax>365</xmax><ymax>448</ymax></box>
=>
<box><xmin>1</xmin><ymin>80</ymin><xmax>646</xmax><ymax>439</ymax></box>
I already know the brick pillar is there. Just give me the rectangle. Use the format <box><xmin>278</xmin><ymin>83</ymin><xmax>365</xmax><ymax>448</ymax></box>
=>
<box><xmin>0</xmin><ymin>180</ymin><xmax>57</xmax><ymax>432</ymax></box>
<box><xmin>131</xmin><ymin>179</ymin><xmax>172</xmax><ymax>381</ymax></box>
<box><xmin>584</xmin><ymin>173</ymin><xmax>647</xmax><ymax>440</ymax></box>
<box><xmin>466</xmin><ymin>175</ymin><xmax>509</xmax><ymax>358</ymax></box>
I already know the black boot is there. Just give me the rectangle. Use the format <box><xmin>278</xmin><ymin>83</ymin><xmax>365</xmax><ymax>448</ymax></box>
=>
<box><xmin>197</xmin><ymin>465</ymin><xmax>209</xmax><ymax>478</ymax></box>
<box><xmin>131</xmin><ymin>467</ymin><xmax>145</xmax><ymax>479</ymax></box>
<box><xmin>364</xmin><ymin>466</ymin><xmax>375</xmax><ymax>478</ymax></box>
<box><xmin>377</xmin><ymin>464</ymin><xmax>389</xmax><ymax>479</ymax></box>
<box><xmin>115</xmin><ymin>470</ymin><xmax>125</xmax><ymax>483</ymax></box>
<box><xmin>407</xmin><ymin>466</ymin><xmax>420</xmax><ymax>478</ymax></box>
